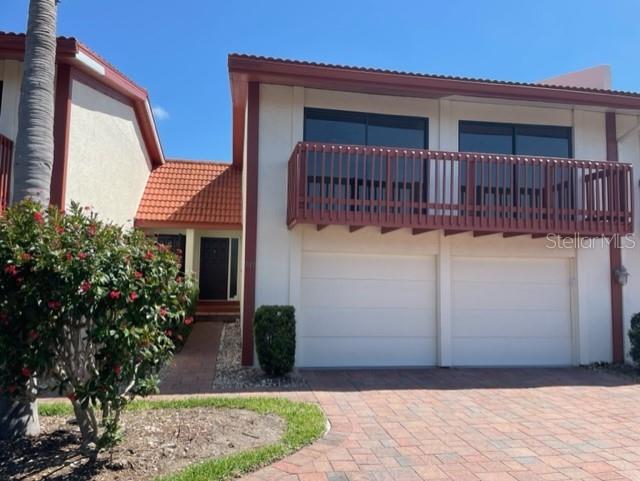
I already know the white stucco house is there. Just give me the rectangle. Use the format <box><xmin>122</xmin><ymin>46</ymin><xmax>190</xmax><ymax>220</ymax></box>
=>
<box><xmin>3</xmin><ymin>31</ymin><xmax>640</xmax><ymax>370</ymax></box>
<box><xmin>228</xmin><ymin>55</ymin><xmax>640</xmax><ymax>369</ymax></box>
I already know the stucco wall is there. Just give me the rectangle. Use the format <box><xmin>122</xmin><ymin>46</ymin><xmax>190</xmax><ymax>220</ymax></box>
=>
<box><xmin>253</xmin><ymin>85</ymin><xmax>623</xmax><ymax>365</ymax></box>
<box><xmin>66</xmin><ymin>79</ymin><xmax>152</xmax><ymax>226</ymax></box>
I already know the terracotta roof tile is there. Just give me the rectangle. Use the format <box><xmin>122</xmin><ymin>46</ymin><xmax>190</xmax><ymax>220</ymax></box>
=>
<box><xmin>135</xmin><ymin>160</ymin><xmax>242</xmax><ymax>229</ymax></box>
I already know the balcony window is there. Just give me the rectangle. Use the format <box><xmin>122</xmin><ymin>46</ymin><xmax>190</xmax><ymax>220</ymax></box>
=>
<box><xmin>459</xmin><ymin>121</ymin><xmax>574</xmax><ymax>215</ymax></box>
<box><xmin>304</xmin><ymin>108</ymin><xmax>429</xmax><ymax>210</ymax></box>
<box><xmin>304</xmin><ymin>108</ymin><xmax>427</xmax><ymax>149</ymax></box>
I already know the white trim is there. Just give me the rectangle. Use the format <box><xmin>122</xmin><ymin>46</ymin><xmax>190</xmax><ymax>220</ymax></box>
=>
<box><xmin>436</xmin><ymin>232</ymin><xmax>452</xmax><ymax>366</ymax></box>
<box><xmin>74</xmin><ymin>51</ymin><xmax>106</xmax><ymax>75</ymax></box>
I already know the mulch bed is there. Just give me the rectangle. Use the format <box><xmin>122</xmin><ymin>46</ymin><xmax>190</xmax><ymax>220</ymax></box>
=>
<box><xmin>213</xmin><ymin>320</ymin><xmax>308</xmax><ymax>392</ymax></box>
<box><xmin>0</xmin><ymin>407</ymin><xmax>285</xmax><ymax>481</ymax></box>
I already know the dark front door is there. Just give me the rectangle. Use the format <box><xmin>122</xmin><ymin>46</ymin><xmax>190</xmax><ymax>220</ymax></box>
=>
<box><xmin>199</xmin><ymin>237</ymin><xmax>229</xmax><ymax>300</ymax></box>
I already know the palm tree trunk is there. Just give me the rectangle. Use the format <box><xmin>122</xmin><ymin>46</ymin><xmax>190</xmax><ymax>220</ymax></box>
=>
<box><xmin>11</xmin><ymin>0</ymin><xmax>58</xmax><ymax>205</ymax></box>
<box><xmin>0</xmin><ymin>0</ymin><xmax>58</xmax><ymax>440</ymax></box>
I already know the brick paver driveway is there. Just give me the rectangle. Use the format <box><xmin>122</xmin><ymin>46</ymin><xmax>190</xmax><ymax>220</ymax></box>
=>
<box><xmin>244</xmin><ymin>368</ymin><xmax>640</xmax><ymax>481</ymax></box>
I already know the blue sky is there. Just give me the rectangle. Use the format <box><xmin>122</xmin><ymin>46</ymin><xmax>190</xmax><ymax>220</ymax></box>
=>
<box><xmin>2</xmin><ymin>0</ymin><xmax>640</xmax><ymax>161</ymax></box>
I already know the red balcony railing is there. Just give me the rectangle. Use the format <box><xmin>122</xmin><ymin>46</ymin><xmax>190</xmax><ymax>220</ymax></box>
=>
<box><xmin>287</xmin><ymin>142</ymin><xmax>634</xmax><ymax>236</ymax></box>
<box><xmin>0</xmin><ymin>134</ymin><xmax>13</xmax><ymax>212</ymax></box>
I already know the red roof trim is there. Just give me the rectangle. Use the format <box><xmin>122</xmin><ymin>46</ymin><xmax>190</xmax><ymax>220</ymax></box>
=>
<box><xmin>0</xmin><ymin>32</ymin><xmax>163</xmax><ymax>167</ymax></box>
<box><xmin>228</xmin><ymin>54</ymin><xmax>640</xmax><ymax>110</ymax></box>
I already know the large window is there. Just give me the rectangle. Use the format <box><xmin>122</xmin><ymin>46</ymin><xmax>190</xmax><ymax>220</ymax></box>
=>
<box><xmin>459</xmin><ymin>121</ymin><xmax>572</xmax><ymax>158</ymax></box>
<box><xmin>458</xmin><ymin>121</ymin><xmax>574</xmax><ymax>213</ymax></box>
<box><xmin>303</xmin><ymin>109</ymin><xmax>429</xmax><ymax>210</ymax></box>
<box><xmin>304</xmin><ymin>108</ymin><xmax>428</xmax><ymax>149</ymax></box>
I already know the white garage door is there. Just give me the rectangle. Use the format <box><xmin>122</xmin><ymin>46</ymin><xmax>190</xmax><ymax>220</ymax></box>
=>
<box><xmin>298</xmin><ymin>252</ymin><xmax>437</xmax><ymax>367</ymax></box>
<box><xmin>452</xmin><ymin>256</ymin><xmax>573</xmax><ymax>366</ymax></box>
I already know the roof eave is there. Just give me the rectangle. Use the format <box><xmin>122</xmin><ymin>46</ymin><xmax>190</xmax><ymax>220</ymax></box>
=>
<box><xmin>0</xmin><ymin>33</ymin><xmax>164</xmax><ymax>167</ymax></box>
<box><xmin>228</xmin><ymin>54</ymin><xmax>640</xmax><ymax>111</ymax></box>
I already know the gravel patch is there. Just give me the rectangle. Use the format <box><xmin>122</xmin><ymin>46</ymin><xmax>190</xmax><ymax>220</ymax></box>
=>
<box><xmin>0</xmin><ymin>407</ymin><xmax>284</xmax><ymax>481</ymax></box>
<box><xmin>212</xmin><ymin>319</ymin><xmax>308</xmax><ymax>392</ymax></box>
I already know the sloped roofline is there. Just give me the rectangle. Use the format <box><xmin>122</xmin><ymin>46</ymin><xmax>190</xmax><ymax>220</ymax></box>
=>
<box><xmin>0</xmin><ymin>32</ymin><xmax>164</xmax><ymax>166</ymax></box>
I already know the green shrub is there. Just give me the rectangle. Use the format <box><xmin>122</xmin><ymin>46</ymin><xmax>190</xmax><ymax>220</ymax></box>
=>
<box><xmin>0</xmin><ymin>200</ymin><xmax>197</xmax><ymax>448</ymax></box>
<box><xmin>629</xmin><ymin>313</ymin><xmax>640</xmax><ymax>364</ymax></box>
<box><xmin>254</xmin><ymin>305</ymin><xmax>296</xmax><ymax>377</ymax></box>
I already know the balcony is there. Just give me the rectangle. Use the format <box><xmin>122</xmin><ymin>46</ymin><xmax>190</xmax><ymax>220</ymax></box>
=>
<box><xmin>0</xmin><ymin>134</ymin><xmax>13</xmax><ymax>212</ymax></box>
<box><xmin>287</xmin><ymin>142</ymin><xmax>634</xmax><ymax>237</ymax></box>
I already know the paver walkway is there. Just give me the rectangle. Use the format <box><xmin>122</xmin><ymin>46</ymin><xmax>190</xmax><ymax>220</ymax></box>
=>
<box><xmin>160</xmin><ymin>322</ymin><xmax>223</xmax><ymax>394</ymax></box>
<box><xmin>243</xmin><ymin>368</ymin><xmax>640</xmax><ymax>481</ymax></box>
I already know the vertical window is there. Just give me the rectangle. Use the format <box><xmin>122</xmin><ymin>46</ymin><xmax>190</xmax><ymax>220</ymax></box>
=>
<box><xmin>229</xmin><ymin>238</ymin><xmax>239</xmax><ymax>299</ymax></box>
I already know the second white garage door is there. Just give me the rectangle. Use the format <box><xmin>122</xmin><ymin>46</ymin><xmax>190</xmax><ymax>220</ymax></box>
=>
<box><xmin>298</xmin><ymin>251</ymin><xmax>437</xmax><ymax>367</ymax></box>
<box><xmin>451</xmin><ymin>256</ymin><xmax>573</xmax><ymax>366</ymax></box>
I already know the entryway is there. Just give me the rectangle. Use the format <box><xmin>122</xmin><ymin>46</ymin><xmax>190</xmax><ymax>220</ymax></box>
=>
<box><xmin>199</xmin><ymin>237</ymin><xmax>239</xmax><ymax>301</ymax></box>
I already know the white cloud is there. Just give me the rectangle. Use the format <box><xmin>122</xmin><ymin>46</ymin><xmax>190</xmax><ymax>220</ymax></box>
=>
<box><xmin>152</xmin><ymin>105</ymin><xmax>170</xmax><ymax>121</ymax></box>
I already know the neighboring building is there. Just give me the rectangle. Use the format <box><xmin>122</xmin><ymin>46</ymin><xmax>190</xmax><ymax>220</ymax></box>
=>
<box><xmin>228</xmin><ymin>55</ymin><xmax>640</xmax><ymax>368</ymax></box>
<box><xmin>0</xmin><ymin>32</ymin><xmax>163</xmax><ymax>224</ymax></box>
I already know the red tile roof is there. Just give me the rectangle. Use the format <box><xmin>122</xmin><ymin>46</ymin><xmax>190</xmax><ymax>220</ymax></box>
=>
<box><xmin>135</xmin><ymin>160</ymin><xmax>242</xmax><ymax>229</ymax></box>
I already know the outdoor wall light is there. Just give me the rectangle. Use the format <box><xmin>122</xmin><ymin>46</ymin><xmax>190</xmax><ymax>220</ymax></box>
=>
<box><xmin>614</xmin><ymin>266</ymin><xmax>630</xmax><ymax>286</ymax></box>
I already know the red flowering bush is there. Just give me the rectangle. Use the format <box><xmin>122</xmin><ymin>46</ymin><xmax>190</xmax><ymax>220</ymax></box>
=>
<box><xmin>0</xmin><ymin>200</ymin><xmax>197</xmax><ymax>448</ymax></box>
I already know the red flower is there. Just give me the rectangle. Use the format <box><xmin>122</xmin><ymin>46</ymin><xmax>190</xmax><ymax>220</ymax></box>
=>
<box><xmin>164</xmin><ymin>329</ymin><xmax>174</xmax><ymax>338</ymax></box>
<box><xmin>184</xmin><ymin>316</ymin><xmax>194</xmax><ymax>326</ymax></box>
<box><xmin>109</xmin><ymin>290</ymin><xmax>121</xmax><ymax>300</ymax></box>
<box><xmin>21</xmin><ymin>367</ymin><xmax>32</xmax><ymax>378</ymax></box>
<box><xmin>28</xmin><ymin>330</ymin><xmax>39</xmax><ymax>341</ymax></box>
<box><xmin>55</xmin><ymin>225</ymin><xmax>64</xmax><ymax>234</ymax></box>
<box><xmin>128</xmin><ymin>291</ymin><xmax>139</xmax><ymax>301</ymax></box>
<box><xmin>20</xmin><ymin>252</ymin><xmax>32</xmax><ymax>262</ymax></box>
<box><xmin>159</xmin><ymin>307</ymin><xmax>168</xmax><ymax>318</ymax></box>
<box><xmin>47</xmin><ymin>300</ymin><xmax>62</xmax><ymax>311</ymax></box>
<box><xmin>4</xmin><ymin>264</ymin><xmax>17</xmax><ymax>276</ymax></box>
<box><xmin>33</xmin><ymin>212</ymin><xmax>44</xmax><ymax>224</ymax></box>
<box><xmin>134</xmin><ymin>271</ymin><xmax>143</xmax><ymax>279</ymax></box>
<box><xmin>112</xmin><ymin>364</ymin><xmax>122</xmax><ymax>376</ymax></box>
<box><xmin>144</xmin><ymin>251</ymin><xmax>154</xmax><ymax>260</ymax></box>
<box><xmin>65</xmin><ymin>252</ymin><xmax>73</xmax><ymax>261</ymax></box>
<box><xmin>77</xmin><ymin>252</ymin><xmax>88</xmax><ymax>260</ymax></box>
<box><xmin>87</xmin><ymin>224</ymin><xmax>97</xmax><ymax>237</ymax></box>
<box><xmin>80</xmin><ymin>280</ymin><xmax>91</xmax><ymax>293</ymax></box>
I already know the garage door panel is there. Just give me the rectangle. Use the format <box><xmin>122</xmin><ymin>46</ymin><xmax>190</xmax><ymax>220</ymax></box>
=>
<box><xmin>452</xmin><ymin>256</ymin><xmax>573</xmax><ymax>366</ymax></box>
<box><xmin>452</xmin><ymin>309</ymin><xmax>571</xmax><ymax>337</ymax></box>
<box><xmin>298</xmin><ymin>336</ymin><xmax>437</xmax><ymax>367</ymax></box>
<box><xmin>452</xmin><ymin>337</ymin><xmax>572</xmax><ymax>366</ymax></box>
<box><xmin>452</xmin><ymin>257</ymin><xmax>570</xmax><ymax>283</ymax></box>
<box><xmin>453</xmin><ymin>283</ymin><xmax>569</xmax><ymax>311</ymax></box>
<box><xmin>298</xmin><ymin>247</ymin><xmax>437</xmax><ymax>367</ymax></box>
<box><xmin>303</xmin><ymin>252</ymin><xmax>435</xmax><ymax>281</ymax></box>
<box><xmin>299</xmin><ymin>307</ymin><xmax>436</xmax><ymax>337</ymax></box>
<box><xmin>302</xmin><ymin>278</ymin><xmax>436</xmax><ymax>309</ymax></box>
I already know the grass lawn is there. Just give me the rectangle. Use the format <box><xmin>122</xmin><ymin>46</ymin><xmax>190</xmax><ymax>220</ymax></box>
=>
<box><xmin>40</xmin><ymin>396</ymin><xmax>326</xmax><ymax>481</ymax></box>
